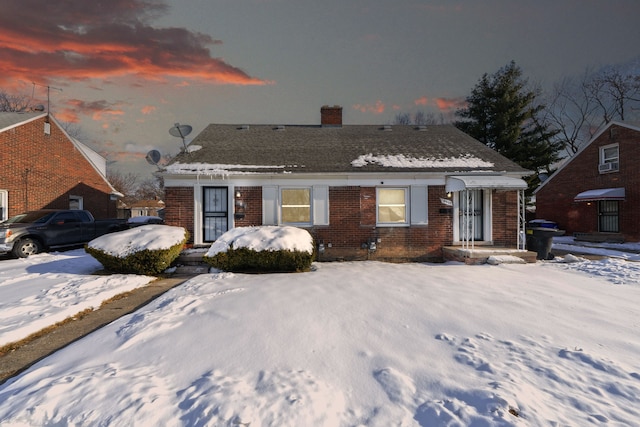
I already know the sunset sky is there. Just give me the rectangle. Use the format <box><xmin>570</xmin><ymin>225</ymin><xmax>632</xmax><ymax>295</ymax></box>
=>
<box><xmin>1</xmin><ymin>0</ymin><xmax>638</xmax><ymax>177</ymax></box>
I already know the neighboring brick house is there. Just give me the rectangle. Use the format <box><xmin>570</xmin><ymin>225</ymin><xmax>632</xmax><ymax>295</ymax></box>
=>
<box><xmin>0</xmin><ymin>112</ymin><xmax>121</xmax><ymax>221</ymax></box>
<box><xmin>163</xmin><ymin>106</ymin><xmax>531</xmax><ymax>262</ymax></box>
<box><xmin>535</xmin><ymin>121</ymin><xmax>640</xmax><ymax>242</ymax></box>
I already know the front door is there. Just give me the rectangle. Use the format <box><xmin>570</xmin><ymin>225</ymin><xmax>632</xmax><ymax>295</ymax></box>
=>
<box><xmin>203</xmin><ymin>187</ymin><xmax>228</xmax><ymax>242</ymax></box>
<box><xmin>459</xmin><ymin>189</ymin><xmax>484</xmax><ymax>241</ymax></box>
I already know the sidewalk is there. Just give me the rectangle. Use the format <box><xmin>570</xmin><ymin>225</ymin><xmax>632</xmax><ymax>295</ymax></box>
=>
<box><xmin>0</xmin><ymin>272</ymin><xmax>196</xmax><ymax>385</ymax></box>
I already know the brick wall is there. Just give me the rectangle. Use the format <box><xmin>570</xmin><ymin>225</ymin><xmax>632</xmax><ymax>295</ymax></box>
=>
<box><xmin>320</xmin><ymin>105</ymin><xmax>343</xmax><ymax>126</ymax></box>
<box><xmin>310</xmin><ymin>185</ymin><xmax>454</xmax><ymax>262</ymax></box>
<box><xmin>233</xmin><ymin>186</ymin><xmax>262</xmax><ymax>227</ymax></box>
<box><xmin>536</xmin><ymin>124</ymin><xmax>640</xmax><ymax>240</ymax></box>
<box><xmin>0</xmin><ymin>116</ymin><xmax>117</xmax><ymax>218</ymax></box>
<box><xmin>492</xmin><ymin>190</ymin><xmax>521</xmax><ymax>246</ymax></box>
<box><xmin>164</xmin><ymin>187</ymin><xmax>195</xmax><ymax>241</ymax></box>
<box><xmin>163</xmin><ymin>183</ymin><xmax>518</xmax><ymax>261</ymax></box>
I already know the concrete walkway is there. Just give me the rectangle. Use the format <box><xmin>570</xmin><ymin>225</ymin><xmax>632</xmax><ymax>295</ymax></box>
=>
<box><xmin>0</xmin><ymin>273</ymin><xmax>196</xmax><ymax>385</ymax></box>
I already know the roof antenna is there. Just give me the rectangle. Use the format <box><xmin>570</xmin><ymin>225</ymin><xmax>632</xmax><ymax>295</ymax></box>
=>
<box><xmin>32</xmin><ymin>82</ymin><xmax>62</xmax><ymax>114</ymax></box>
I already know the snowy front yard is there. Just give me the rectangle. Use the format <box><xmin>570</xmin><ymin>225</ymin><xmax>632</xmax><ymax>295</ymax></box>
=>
<box><xmin>1</xmin><ymin>246</ymin><xmax>640</xmax><ymax>425</ymax></box>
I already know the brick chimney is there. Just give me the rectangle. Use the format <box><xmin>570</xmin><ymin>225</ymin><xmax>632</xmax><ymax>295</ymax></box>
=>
<box><xmin>321</xmin><ymin>105</ymin><xmax>342</xmax><ymax>127</ymax></box>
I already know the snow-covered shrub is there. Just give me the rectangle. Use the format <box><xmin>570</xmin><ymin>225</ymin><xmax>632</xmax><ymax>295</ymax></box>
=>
<box><xmin>85</xmin><ymin>225</ymin><xmax>188</xmax><ymax>275</ymax></box>
<box><xmin>203</xmin><ymin>226</ymin><xmax>314</xmax><ymax>273</ymax></box>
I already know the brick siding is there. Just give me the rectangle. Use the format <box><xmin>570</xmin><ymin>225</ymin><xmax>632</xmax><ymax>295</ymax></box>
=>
<box><xmin>164</xmin><ymin>184</ymin><xmax>518</xmax><ymax>261</ymax></box>
<box><xmin>1</xmin><ymin>116</ymin><xmax>117</xmax><ymax>218</ymax></box>
<box><xmin>536</xmin><ymin>124</ymin><xmax>640</xmax><ymax>240</ymax></box>
<box><xmin>164</xmin><ymin>187</ymin><xmax>195</xmax><ymax>241</ymax></box>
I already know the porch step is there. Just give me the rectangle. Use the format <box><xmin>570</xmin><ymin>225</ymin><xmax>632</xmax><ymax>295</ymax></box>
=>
<box><xmin>176</xmin><ymin>249</ymin><xmax>209</xmax><ymax>265</ymax></box>
<box><xmin>443</xmin><ymin>246</ymin><xmax>538</xmax><ymax>265</ymax></box>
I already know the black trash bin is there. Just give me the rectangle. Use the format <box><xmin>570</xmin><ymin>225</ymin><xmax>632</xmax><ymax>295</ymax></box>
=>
<box><xmin>526</xmin><ymin>223</ymin><xmax>565</xmax><ymax>260</ymax></box>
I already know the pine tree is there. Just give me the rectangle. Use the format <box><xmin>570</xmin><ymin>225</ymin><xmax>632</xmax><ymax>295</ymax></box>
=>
<box><xmin>455</xmin><ymin>62</ymin><xmax>562</xmax><ymax>193</ymax></box>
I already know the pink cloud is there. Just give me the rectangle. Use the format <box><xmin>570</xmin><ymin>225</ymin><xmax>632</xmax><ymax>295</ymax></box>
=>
<box><xmin>353</xmin><ymin>100</ymin><xmax>385</xmax><ymax>114</ymax></box>
<box><xmin>435</xmin><ymin>97</ymin><xmax>466</xmax><ymax>111</ymax></box>
<box><xmin>414</xmin><ymin>96</ymin><xmax>429</xmax><ymax>106</ymax></box>
<box><xmin>141</xmin><ymin>105</ymin><xmax>156</xmax><ymax>115</ymax></box>
<box><xmin>0</xmin><ymin>0</ymin><xmax>268</xmax><ymax>88</ymax></box>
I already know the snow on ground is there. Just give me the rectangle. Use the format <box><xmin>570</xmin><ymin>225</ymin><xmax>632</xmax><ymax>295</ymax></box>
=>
<box><xmin>0</xmin><ymin>232</ymin><xmax>639</xmax><ymax>426</ymax></box>
<box><xmin>0</xmin><ymin>250</ymin><xmax>154</xmax><ymax>347</ymax></box>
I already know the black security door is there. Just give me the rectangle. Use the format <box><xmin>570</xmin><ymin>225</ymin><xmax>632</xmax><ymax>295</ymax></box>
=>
<box><xmin>203</xmin><ymin>187</ymin><xmax>228</xmax><ymax>242</ymax></box>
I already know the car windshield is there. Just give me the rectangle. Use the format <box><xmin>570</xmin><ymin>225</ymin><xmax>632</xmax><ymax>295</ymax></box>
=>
<box><xmin>4</xmin><ymin>211</ymin><xmax>56</xmax><ymax>224</ymax></box>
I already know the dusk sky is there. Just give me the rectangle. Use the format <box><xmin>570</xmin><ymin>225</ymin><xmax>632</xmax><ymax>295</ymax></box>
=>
<box><xmin>1</xmin><ymin>0</ymin><xmax>639</xmax><ymax>177</ymax></box>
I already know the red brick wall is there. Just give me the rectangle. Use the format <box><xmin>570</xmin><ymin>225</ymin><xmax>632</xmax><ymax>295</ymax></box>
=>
<box><xmin>0</xmin><ymin>116</ymin><xmax>117</xmax><ymax>218</ymax></box>
<box><xmin>163</xmin><ymin>184</ymin><xmax>519</xmax><ymax>261</ymax></box>
<box><xmin>164</xmin><ymin>187</ymin><xmax>195</xmax><ymax>241</ymax></box>
<box><xmin>492</xmin><ymin>190</ymin><xmax>521</xmax><ymax>246</ymax></box>
<box><xmin>311</xmin><ymin>186</ymin><xmax>455</xmax><ymax>262</ymax></box>
<box><xmin>320</xmin><ymin>105</ymin><xmax>343</xmax><ymax>126</ymax></box>
<box><xmin>233</xmin><ymin>186</ymin><xmax>262</xmax><ymax>227</ymax></box>
<box><xmin>536</xmin><ymin>124</ymin><xmax>640</xmax><ymax>240</ymax></box>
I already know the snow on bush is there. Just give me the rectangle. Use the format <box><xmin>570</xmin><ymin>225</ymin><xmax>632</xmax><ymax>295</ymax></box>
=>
<box><xmin>204</xmin><ymin>226</ymin><xmax>314</xmax><ymax>273</ymax></box>
<box><xmin>86</xmin><ymin>225</ymin><xmax>188</xmax><ymax>275</ymax></box>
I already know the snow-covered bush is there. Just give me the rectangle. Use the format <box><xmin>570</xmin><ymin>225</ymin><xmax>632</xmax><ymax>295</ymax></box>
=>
<box><xmin>203</xmin><ymin>226</ymin><xmax>314</xmax><ymax>273</ymax></box>
<box><xmin>85</xmin><ymin>225</ymin><xmax>188</xmax><ymax>275</ymax></box>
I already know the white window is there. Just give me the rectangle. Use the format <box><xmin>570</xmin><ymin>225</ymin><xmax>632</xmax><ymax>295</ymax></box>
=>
<box><xmin>599</xmin><ymin>144</ymin><xmax>619</xmax><ymax>173</ymax></box>
<box><xmin>377</xmin><ymin>188</ymin><xmax>408</xmax><ymax>225</ymax></box>
<box><xmin>263</xmin><ymin>186</ymin><xmax>328</xmax><ymax>226</ymax></box>
<box><xmin>69</xmin><ymin>195</ymin><xmax>83</xmax><ymax>210</ymax></box>
<box><xmin>0</xmin><ymin>190</ymin><xmax>7</xmax><ymax>221</ymax></box>
<box><xmin>281</xmin><ymin>188</ymin><xmax>311</xmax><ymax>224</ymax></box>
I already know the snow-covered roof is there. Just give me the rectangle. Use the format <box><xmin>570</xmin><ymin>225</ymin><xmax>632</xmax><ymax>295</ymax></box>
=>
<box><xmin>166</xmin><ymin>124</ymin><xmax>530</xmax><ymax>177</ymax></box>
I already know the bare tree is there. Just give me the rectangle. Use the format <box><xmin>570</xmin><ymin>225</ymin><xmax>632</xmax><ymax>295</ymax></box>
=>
<box><xmin>394</xmin><ymin>110</ymin><xmax>444</xmax><ymax>125</ymax></box>
<box><xmin>58</xmin><ymin>121</ymin><xmax>85</xmax><ymax>140</ymax></box>
<box><xmin>546</xmin><ymin>65</ymin><xmax>640</xmax><ymax>155</ymax></box>
<box><xmin>107</xmin><ymin>170</ymin><xmax>139</xmax><ymax>198</ymax></box>
<box><xmin>0</xmin><ymin>89</ymin><xmax>33</xmax><ymax>112</ymax></box>
<box><xmin>135</xmin><ymin>176</ymin><xmax>164</xmax><ymax>201</ymax></box>
<box><xmin>394</xmin><ymin>112</ymin><xmax>412</xmax><ymax>125</ymax></box>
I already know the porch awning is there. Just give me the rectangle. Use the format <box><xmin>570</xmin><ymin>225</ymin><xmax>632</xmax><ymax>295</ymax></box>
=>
<box><xmin>445</xmin><ymin>175</ymin><xmax>528</xmax><ymax>192</ymax></box>
<box><xmin>574</xmin><ymin>187</ymin><xmax>625</xmax><ymax>202</ymax></box>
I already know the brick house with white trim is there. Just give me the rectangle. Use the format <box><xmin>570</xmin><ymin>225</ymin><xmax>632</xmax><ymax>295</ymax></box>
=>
<box><xmin>0</xmin><ymin>112</ymin><xmax>121</xmax><ymax>221</ymax></box>
<box><xmin>535</xmin><ymin>121</ymin><xmax>640</xmax><ymax>242</ymax></box>
<box><xmin>163</xmin><ymin>106</ymin><xmax>532</xmax><ymax>262</ymax></box>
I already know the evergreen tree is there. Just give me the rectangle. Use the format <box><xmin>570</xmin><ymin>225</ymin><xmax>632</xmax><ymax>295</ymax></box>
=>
<box><xmin>455</xmin><ymin>62</ymin><xmax>562</xmax><ymax>193</ymax></box>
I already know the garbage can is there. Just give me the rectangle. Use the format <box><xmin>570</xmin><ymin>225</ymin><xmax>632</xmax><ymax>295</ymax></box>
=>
<box><xmin>526</xmin><ymin>224</ymin><xmax>565</xmax><ymax>260</ymax></box>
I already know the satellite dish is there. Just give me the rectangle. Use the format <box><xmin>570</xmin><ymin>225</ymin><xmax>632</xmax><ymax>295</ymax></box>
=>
<box><xmin>538</xmin><ymin>173</ymin><xmax>549</xmax><ymax>182</ymax></box>
<box><xmin>169</xmin><ymin>123</ymin><xmax>192</xmax><ymax>151</ymax></box>
<box><xmin>146</xmin><ymin>149</ymin><xmax>162</xmax><ymax>166</ymax></box>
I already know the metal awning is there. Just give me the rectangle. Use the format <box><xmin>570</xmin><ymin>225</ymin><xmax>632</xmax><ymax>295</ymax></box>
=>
<box><xmin>445</xmin><ymin>175</ymin><xmax>528</xmax><ymax>192</ymax></box>
<box><xmin>574</xmin><ymin>187</ymin><xmax>625</xmax><ymax>202</ymax></box>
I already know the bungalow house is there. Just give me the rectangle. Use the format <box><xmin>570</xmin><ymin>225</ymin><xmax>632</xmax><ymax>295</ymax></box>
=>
<box><xmin>117</xmin><ymin>198</ymin><xmax>165</xmax><ymax>219</ymax></box>
<box><xmin>0</xmin><ymin>112</ymin><xmax>121</xmax><ymax>221</ymax></box>
<box><xmin>163</xmin><ymin>106</ymin><xmax>533</xmax><ymax>263</ymax></box>
<box><xmin>534</xmin><ymin>121</ymin><xmax>640</xmax><ymax>242</ymax></box>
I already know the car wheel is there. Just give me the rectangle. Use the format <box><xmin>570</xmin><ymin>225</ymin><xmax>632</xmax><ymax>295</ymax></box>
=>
<box><xmin>12</xmin><ymin>238</ymin><xmax>42</xmax><ymax>258</ymax></box>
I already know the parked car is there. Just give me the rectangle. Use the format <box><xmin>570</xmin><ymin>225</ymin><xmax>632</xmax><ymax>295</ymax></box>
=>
<box><xmin>0</xmin><ymin>210</ymin><xmax>128</xmax><ymax>258</ymax></box>
<box><xmin>127</xmin><ymin>215</ymin><xmax>164</xmax><ymax>227</ymax></box>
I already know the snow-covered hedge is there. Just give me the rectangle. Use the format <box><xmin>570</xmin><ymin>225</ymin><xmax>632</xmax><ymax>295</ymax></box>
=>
<box><xmin>85</xmin><ymin>225</ymin><xmax>188</xmax><ymax>275</ymax></box>
<box><xmin>203</xmin><ymin>226</ymin><xmax>314</xmax><ymax>273</ymax></box>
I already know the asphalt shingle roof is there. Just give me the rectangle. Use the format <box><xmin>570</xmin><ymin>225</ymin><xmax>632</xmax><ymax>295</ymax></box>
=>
<box><xmin>0</xmin><ymin>112</ymin><xmax>44</xmax><ymax>130</ymax></box>
<box><xmin>167</xmin><ymin>124</ymin><xmax>530</xmax><ymax>175</ymax></box>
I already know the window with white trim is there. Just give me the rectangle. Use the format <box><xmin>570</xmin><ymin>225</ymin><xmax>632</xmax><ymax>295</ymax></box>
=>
<box><xmin>0</xmin><ymin>190</ymin><xmax>7</xmax><ymax>222</ymax></box>
<box><xmin>281</xmin><ymin>188</ymin><xmax>311</xmax><ymax>224</ymax></box>
<box><xmin>69</xmin><ymin>195</ymin><xmax>83</xmax><ymax>210</ymax></box>
<box><xmin>377</xmin><ymin>188</ymin><xmax>408</xmax><ymax>225</ymax></box>
<box><xmin>599</xmin><ymin>144</ymin><xmax>619</xmax><ymax>173</ymax></box>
